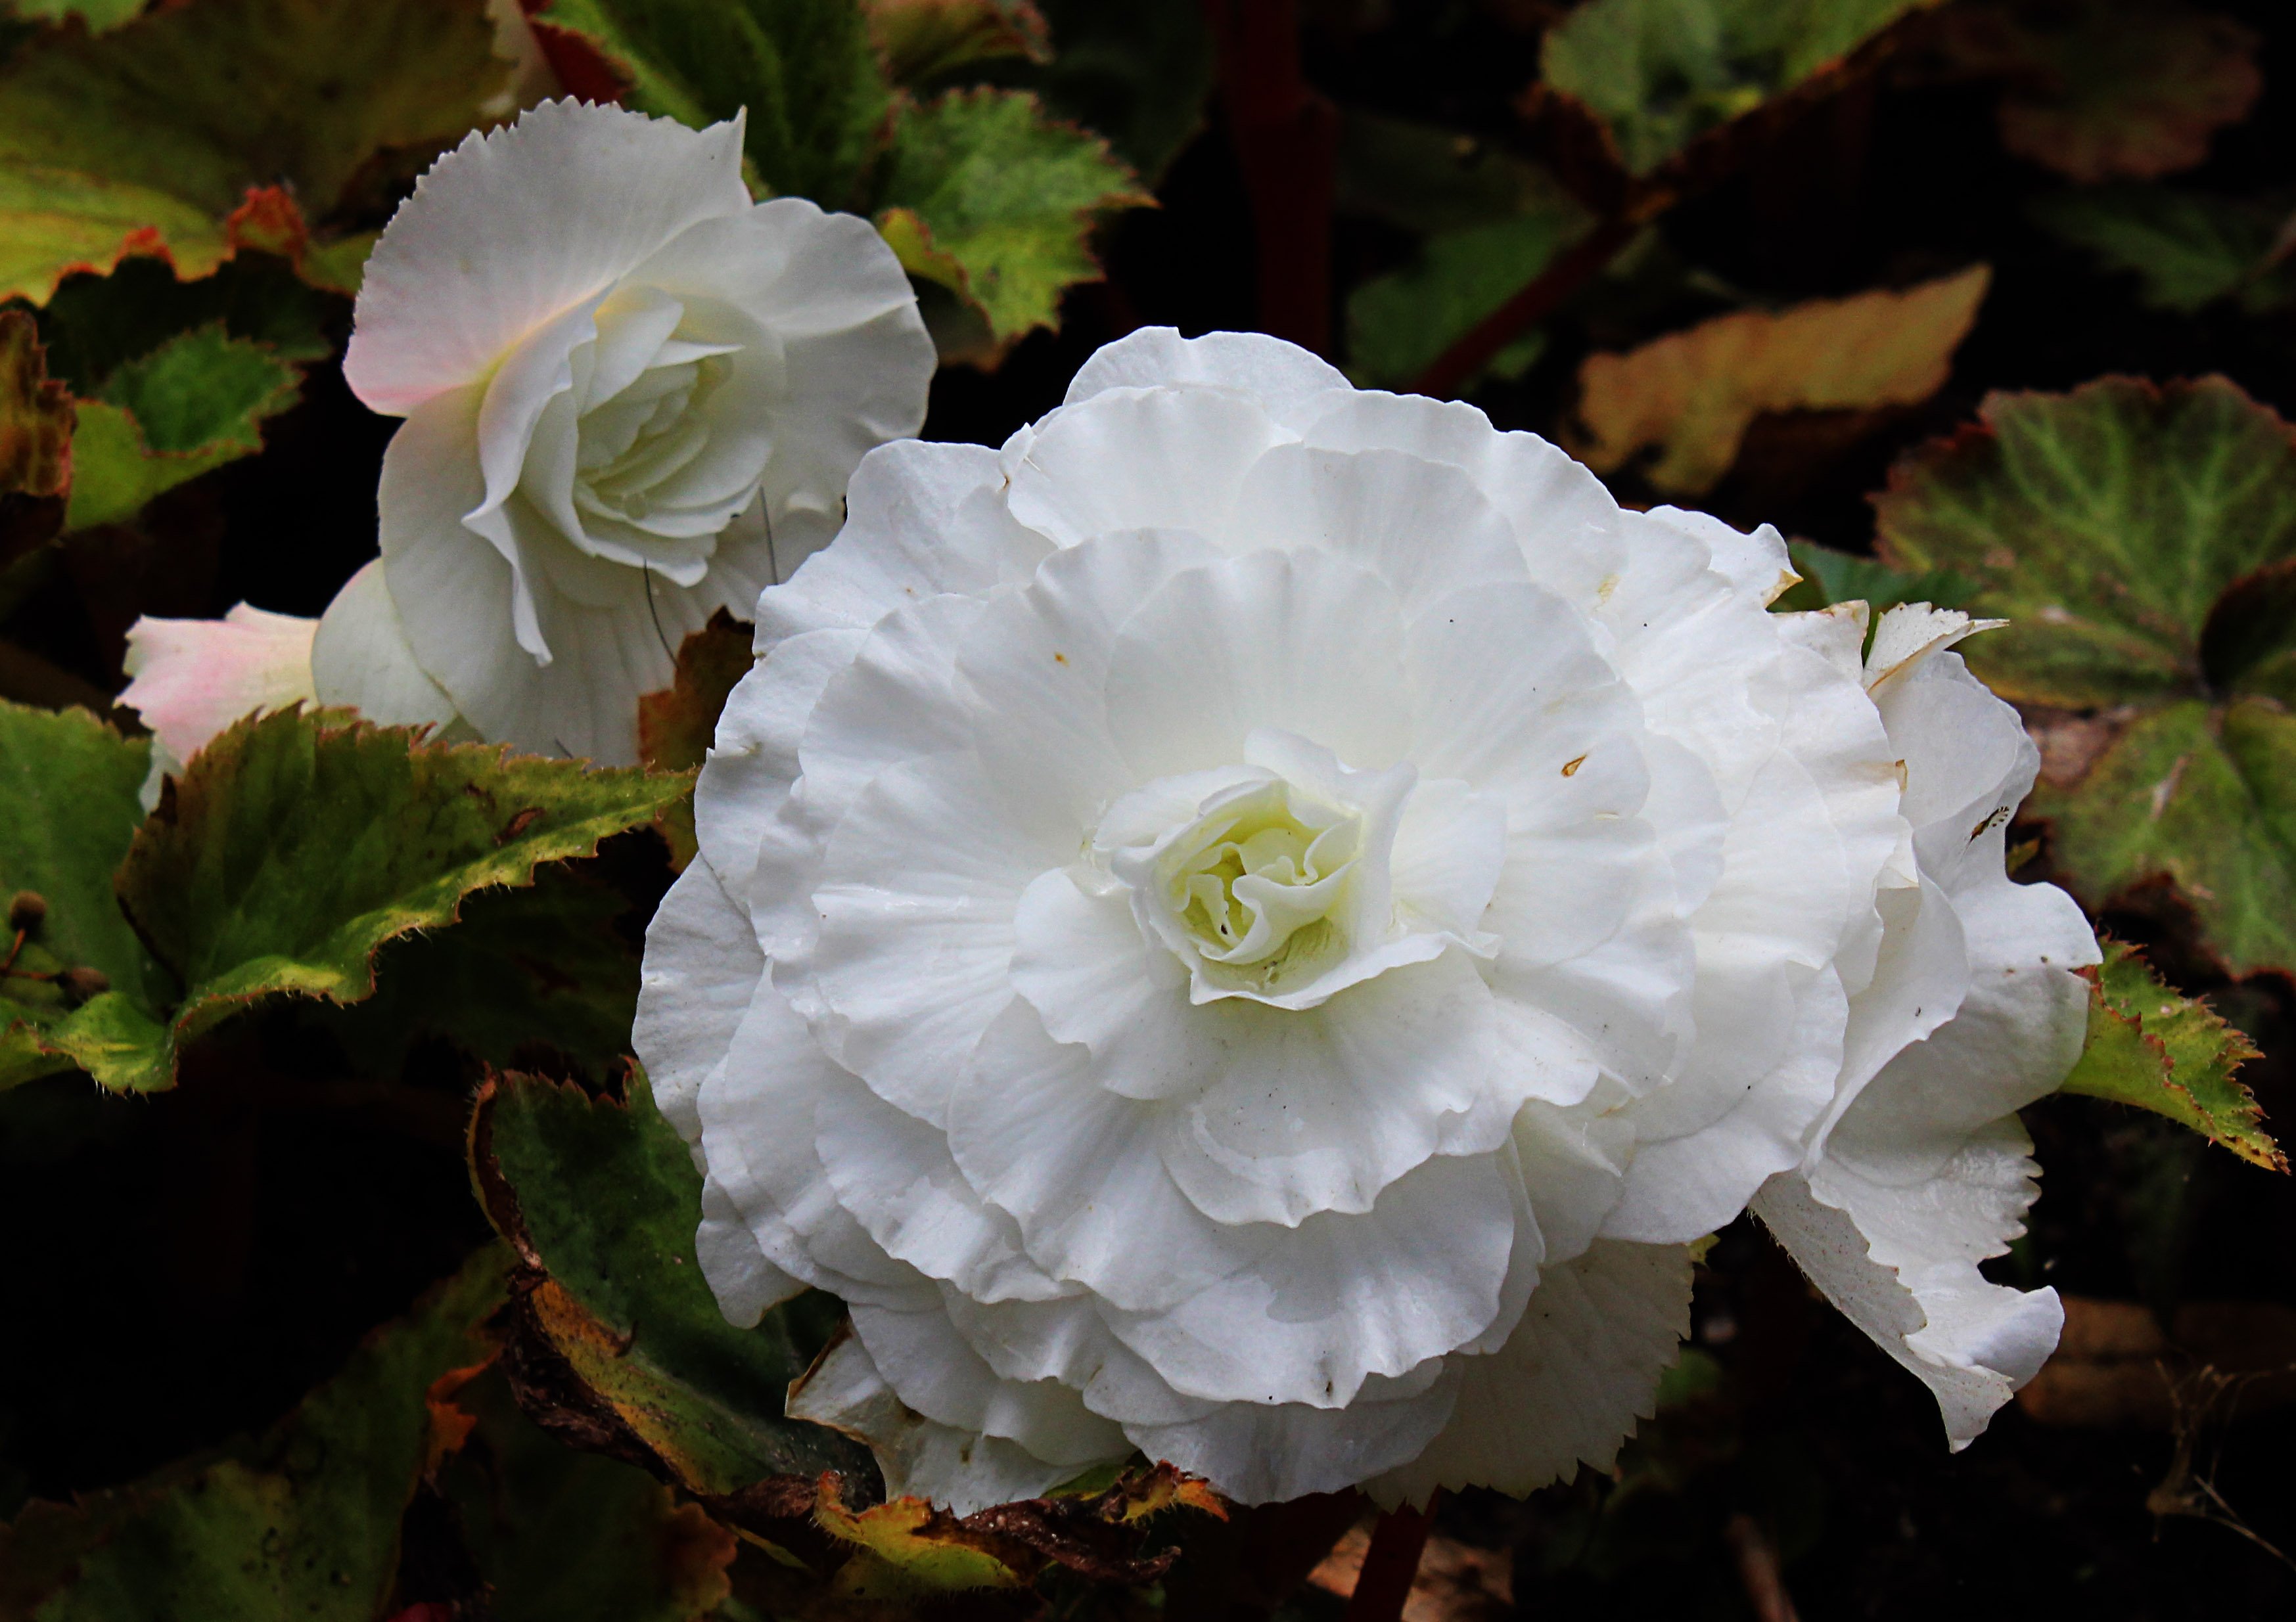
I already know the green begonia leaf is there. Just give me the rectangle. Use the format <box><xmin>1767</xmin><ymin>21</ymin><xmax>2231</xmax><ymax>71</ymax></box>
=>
<box><xmin>35</xmin><ymin>254</ymin><xmax>339</xmax><ymax>397</ymax></box>
<box><xmin>1346</xmin><ymin>211</ymin><xmax>1584</xmax><ymax>391</ymax></box>
<box><xmin>534</xmin><ymin>0</ymin><xmax>892</xmax><ymax>207</ymax></box>
<box><xmin>439</xmin><ymin>1367</ymin><xmax>737</xmax><ymax>1622</ymax></box>
<box><xmin>63</xmin><ymin>323</ymin><xmax>302</xmax><ymax>531</ymax></box>
<box><xmin>0</xmin><ymin>0</ymin><xmax>509</xmax><ymax>305</ymax></box>
<box><xmin>1540</xmin><ymin>0</ymin><xmax>1944</xmax><ymax>177</ymax></box>
<box><xmin>2031</xmin><ymin>186</ymin><xmax>2296</xmax><ymax>315</ymax></box>
<box><xmin>472</xmin><ymin>1068</ymin><xmax>873</xmax><ymax>1497</ymax></box>
<box><xmin>80</xmin><ymin>707</ymin><xmax>687</xmax><ymax>1093</ymax></box>
<box><xmin>2060</xmin><ymin>938</ymin><xmax>2279</xmax><ymax>1171</ymax></box>
<box><xmin>0</xmin><ymin>1243</ymin><xmax>513</xmax><ymax>1621</ymax></box>
<box><xmin>875</xmin><ymin>86</ymin><xmax>1149</xmax><ymax>355</ymax></box>
<box><xmin>0</xmin><ymin>699</ymin><xmax>168</xmax><ymax>1093</ymax></box>
<box><xmin>1875</xmin><ymin>376</ymin><xmax>2296</xmax><ymax>976</ymax></box>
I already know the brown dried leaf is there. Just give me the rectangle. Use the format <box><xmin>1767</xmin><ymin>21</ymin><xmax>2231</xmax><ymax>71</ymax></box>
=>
<box><xmin>1573</xmin><ymin>265</ymin><xmax>1989</xmax><ymax>496</ymax></box>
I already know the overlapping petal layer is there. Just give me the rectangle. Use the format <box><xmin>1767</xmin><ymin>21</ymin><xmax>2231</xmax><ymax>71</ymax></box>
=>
<box><xmin>637</xmin><ymin>330</ymin><xmax>2094</xmax><ymax>1508</ymax></box>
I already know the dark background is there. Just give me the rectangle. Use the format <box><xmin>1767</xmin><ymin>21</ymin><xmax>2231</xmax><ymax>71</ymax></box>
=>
<box><xmin>5</xmin><ymin>3</ymin><xmax>2295</xmax><ymax>1617</ymax></box>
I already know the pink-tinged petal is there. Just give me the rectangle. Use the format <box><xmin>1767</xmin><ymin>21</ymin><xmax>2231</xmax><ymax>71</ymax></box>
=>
<box><xmin>347</xmin><ymin>99</ymin><xmax>750</xmax><ymax>415</ymax></box>
<box><xmin>120</xmin><ymin>603</ymin><xmax>317</xmax><ymax>767</ymax></box>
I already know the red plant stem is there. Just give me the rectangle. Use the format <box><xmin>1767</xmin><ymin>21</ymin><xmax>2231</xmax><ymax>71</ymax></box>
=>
<box><xmin>1411</xmin><ymin>206</ymin><xmax>1655</xmax><ymax>399</ymax></box>
<box><xmin>1344</xmin><ymin>1491</ymin><xmax>1440</xmax><ymax>1622</ymax></box>
<box><xmin>1203</xmin><ymin>0</ymin><xmax>1339</xmax><ymax>354</ymax></box>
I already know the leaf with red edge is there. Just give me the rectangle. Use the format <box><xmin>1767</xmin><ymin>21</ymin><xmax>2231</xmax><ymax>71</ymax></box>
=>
<box><xmin>1940</xmin><ymin>0</ymin><xmax>2261</xmax><ymax>183</ymax></box>
<box><xmin>0</xmin><ymin>0</ymin><xmax>511</xmax><ymax>305</ymax></box>
<box><xmin>2060</xmin><ymin>938</ymin><xmax>2280</xmax><ymax>1171</ymax></box>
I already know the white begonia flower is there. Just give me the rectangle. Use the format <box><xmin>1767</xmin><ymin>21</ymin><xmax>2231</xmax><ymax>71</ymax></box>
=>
<box><xmin>121</xmin><ymin>604</ymin><xmax>320</xmax><ymax>809</ymax></box>
<box><xmin>331</xmin><ymin>98</ymin><xmax>936</xmax><ymax>766</ymax></box>
<box><xmin>633</xmin><ymin>328</ymin><xmax>2094</xmax><ymax>1514</ymax></box>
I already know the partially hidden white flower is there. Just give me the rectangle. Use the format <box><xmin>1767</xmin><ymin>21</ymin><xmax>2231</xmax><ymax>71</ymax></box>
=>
<box><xmin>118</xmin><ymin>560</ymin><xmax>473</xmax><ymax>807</ymax></box>
<box><xmin>329</xmin><ymin>97</ymin><xmax>936</xmax><ymax>765</ymax></box>
<box><xmin>121</xmin><ymin>604</ymin><xmax>319</xmax><ymax>810</ymax></box>
<box><xmin>631</xmin><ymin>328</ymin><xmax>2096</xmax><ymax>1514</ymax></box>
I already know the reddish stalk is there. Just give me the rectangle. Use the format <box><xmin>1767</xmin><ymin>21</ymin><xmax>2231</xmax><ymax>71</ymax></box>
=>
<box><xmin>1202</xmin><ymin>0</ymin><xmax>1339</xmax><ymax>355</ymax></box>
<box><xmin>1343</xmin><ymin>1492</ymin><xmax>1440</xmax><ymax>1622</ymax></box>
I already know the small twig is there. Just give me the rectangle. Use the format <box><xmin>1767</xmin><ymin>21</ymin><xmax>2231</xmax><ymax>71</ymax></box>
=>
<box><xmin>1724</xmin><ymin>1513</ymin><xmax>1801</xmax><ymax>1622</ymax></box>
<box><xmin>1412</xmin><ymin>204</ymin><xmax>1661</xmax><ymax>399</ymax></box>
<box><xmin>1344</xmin><ymin>1493</ymin><xmax>1440</xmax><ymax>1622</ymax></box>
<box><xmin>0</xmin><ymin>926</ymin><xmax>24</xmax><ymax>976</ymax></box>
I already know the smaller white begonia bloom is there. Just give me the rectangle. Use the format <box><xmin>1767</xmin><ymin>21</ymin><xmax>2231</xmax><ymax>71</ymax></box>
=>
<box><xmin>338</xmin><ymin>98</ymin><xmax>936</xmax><ymax>765</ymax></box>
<box><xmin>121</xmin><ymin>605</ymin><xmax>319</xmax><ymax>809</ymax></box>
<box><xmin>1751</xmin><ymin>603</ymin><xmax>2098</xmax><ymax>1448</ymax></box>
<box><xmin>635</xmin><ymin>329</ymin><xmax>2096</xmax><ymax>1514</ymax></box>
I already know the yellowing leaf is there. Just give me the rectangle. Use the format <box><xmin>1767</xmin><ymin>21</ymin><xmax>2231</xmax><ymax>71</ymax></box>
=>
<box><xmin>2060</xmin><ymin>939</ymin><xmax>2278</xmax><ymax>1171</ymax></box>
<box><xmin>1574</xmin><ymin>265</ymin><xmax>1988</xmax><ymax>496</ymax></box>
<box><xmin>0</xmin><ymin>0</ymin><xmax>509</xmax><ymax>305</ymax></box>
<box><xmin>1940</xmin><ymin>0</ymin><xmax>2261</xmax><ymax>183</ymax></box>
<box><xmin>813</xmin><ymin>1474</ymin><xmax>1029</xmax><ymax>1598</ymax></box>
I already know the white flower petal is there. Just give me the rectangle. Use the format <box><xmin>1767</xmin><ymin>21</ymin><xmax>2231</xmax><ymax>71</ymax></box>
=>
<box><xmin>789</xmin><ymin>1328</ymin><xmax>1117</xmax><ymax>1514</ymax></box>
<box><xmin>758</xmin><ymin>439</ymin><xmax>1049</xmax><ymax>646</ymax></box>
<box><xmin>1061</xmin><ymin>325</ymin><xmax>1350</xmax><ymax>428</ymax></box>
<box><xmin>635</xmin><ymin>857</ymin><xmax>762</xmax><ymax>1144</ymax></box>
<box><xmin>1155</xmin><ymin>952</ymin><xmax>1502</xmax><ymax>1226</ymax></box>
<box><xmin>1754</xmin><ymin>1157</ymin><xmax>2061</xmax><ymax>1451</ymax></box>
<box><xmin>1106</xmin><ymin>1145</ymin><xmax>1522</xmax><ymax>1407</ymax></box>
<box><xmin>1123</xmin><ymin>1363</ymin><xmax>1463</xmax><ymax>1505</ymax></box>
<box><xmin>310</xmin><ymin>560</ymin><xmax>463</xmax><ymax>733</ymax></box>
<box><xmin>1005</xmin><ymin>385</ymin><xmax>1289</xmax><ymax>547</ymax></box>
<box><xmin>946</xmin><ymin>999</ymin><xmax>1273</xmax><ymax>1311</ymax></box>
<box><xmin>1214</xmin><ymin>445</ymin><xmax>1530</xmax><ymax>614</ymax></box>
<box><xmin>1294</xmin><ymin>391</ymin><xmax>1628</xmax><ymax>606</ymax></box>
<box><xmin>1367</xmin><ymin>1240</ymin><xmax>1693</xmax><ymax>1507</ymax></box>
<box><xmin>1103</xmin><ymin>549</ymin><xmax>1415</xmax><ymax>781</ymax></box>
<box><xmin>346</xmin><ymin>99</ymin><xmax>750</xmax><ymax>415</ymax></box>
<box><xmin>848</xmin><ymin>1305</ymin><xmax>1132</xmax><ymax>1468</ymax></box>
<box><xmin>120</xmin><ymin>603</ymin><xmax>317</xmax><ymax>767</ymax></box>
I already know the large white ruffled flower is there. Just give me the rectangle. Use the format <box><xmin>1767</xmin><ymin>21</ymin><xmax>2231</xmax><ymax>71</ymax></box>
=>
<box><xmin>634</xmin><ymin>328</ymin><xmax>2094</xmax><ymax>1512</ymax></box>
<box><xmin>329</xmin><ymin>98</ymin><xmax>936</xmax><ymax>765</ymax></box>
